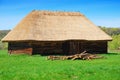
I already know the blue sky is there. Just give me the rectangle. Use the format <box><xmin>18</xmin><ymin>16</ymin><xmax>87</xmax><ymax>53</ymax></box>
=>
<box><xmin>0</xmin><ymin>0</ymin><xmax>120</xmax><ymax>30</ymax></box>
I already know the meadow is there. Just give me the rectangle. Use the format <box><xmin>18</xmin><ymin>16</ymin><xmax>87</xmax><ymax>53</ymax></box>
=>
<box><xmin>0</xmin><ymin>50</ymin><xmax>120</xmax><ymax>80</ymax></box>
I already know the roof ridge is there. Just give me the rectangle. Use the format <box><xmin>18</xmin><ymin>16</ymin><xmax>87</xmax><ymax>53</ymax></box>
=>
<box><xmin>32</xmin><ymin>10</ymin><xmax>84</xmax><ymax>16</ymax></box>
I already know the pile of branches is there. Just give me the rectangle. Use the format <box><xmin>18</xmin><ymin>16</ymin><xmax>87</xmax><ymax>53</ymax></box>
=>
<box><xmin>47</xmin><ymin>51</ymin><xmax>104</xmax><ymax>60</ymax></box>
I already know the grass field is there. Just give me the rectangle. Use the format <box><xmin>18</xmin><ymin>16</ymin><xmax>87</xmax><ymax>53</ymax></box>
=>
<box><xmin>0</xmin><ymin>50</ymin><xmax>120</xmax><ymax>80</ymax></box>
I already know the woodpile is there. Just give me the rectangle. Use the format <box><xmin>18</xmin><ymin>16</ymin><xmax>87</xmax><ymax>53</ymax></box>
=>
<box><xmin>47</xmin><ymin>51</ymin><xmax>104</xmax><ymax>60</ymax></box>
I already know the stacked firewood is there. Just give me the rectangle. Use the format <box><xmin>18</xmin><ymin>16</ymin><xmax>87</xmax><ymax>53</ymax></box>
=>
<box><xmin>47</xmin><ymin>51</ymin><xmax>104</xmax><ymax>60</ymax></box>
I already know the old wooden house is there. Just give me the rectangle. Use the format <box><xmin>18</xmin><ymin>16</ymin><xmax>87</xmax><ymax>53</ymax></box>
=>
<box><xmin>2</xmin><ymin>10</ymin><xmax>112</xmax><ymax>55</ymax></box>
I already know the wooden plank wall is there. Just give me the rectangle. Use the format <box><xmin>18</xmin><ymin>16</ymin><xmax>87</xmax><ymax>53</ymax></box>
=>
<box><xmin>67</xmin><ymin>40</ymin><xmax>107</xmax><ymax>54</ymax></box>
<box><xmin>32</xmin><ymin>41</ymin><xmax>63</xmax><ymax>55</ymax></box>
<box><xmin>8</xmin><ymin>41</ymin><xmax>64</xmax><ymax>55</ymax></box>
<box><xmin>81</xmin><ymin>41</ymin><xmax>107</xmax><ymax>53</ymax></box>
<box><xmin>8</xmin><ymin>41</ymin><xmax>108</xmax><ymax>55</ymax></box>
<box><xmin>8</xmin><ymin>42</ymin><xmax>32</xmax><ymax>55</ymax></box>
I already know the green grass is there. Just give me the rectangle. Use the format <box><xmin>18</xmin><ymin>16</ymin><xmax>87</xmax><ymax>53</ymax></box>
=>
<box><xmin>0</xmin><ymin>50</ymin><xmax>120</xmax><ymax>80</ymax></box>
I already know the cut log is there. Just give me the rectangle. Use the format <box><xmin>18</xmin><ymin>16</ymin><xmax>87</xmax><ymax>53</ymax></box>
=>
<box><xmin>47</xmin><ymin>51</ymin><xmax>104</xmax><ymax>60</ymax></box>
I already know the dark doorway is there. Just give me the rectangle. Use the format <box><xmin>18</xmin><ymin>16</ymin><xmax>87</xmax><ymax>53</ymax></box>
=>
<box><xmin>62</xmin><ymin>41</ymin><xmax>81</xmax><ymax>55</ymax></box>
<box><xmin>62</xmin><ymin>41</ymin><xmax>70</xmax><ymax>55</ymax></box>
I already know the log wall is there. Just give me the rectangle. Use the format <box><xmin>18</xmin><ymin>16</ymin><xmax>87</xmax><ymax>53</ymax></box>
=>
<box><xmin>81</xmin><ymin>41</ymin><xmax>107</xmax><ymax>53</ymax></box>
<box><xmin>63</xmin><ymin>40</ymin><xmax>107</xmax><ymax>54</ymax></box>
<box><xmin>8</xmin><ymin>41</ymin><xmax>64</xmax><ymax>55</ymax></box>
<box><xmin>32</xmin><ymin>41</ymin><xmax>63</xmax><ymax>55</ymax></box>
<box><xmin>8</xmin><ymin>40</ymin><xmax>108</xmax><ymax>55</ymax></box>
<box><xmin>8</xmin><ymin>42</ymin><xmax>32</xmax><ymax>55</ymax></box>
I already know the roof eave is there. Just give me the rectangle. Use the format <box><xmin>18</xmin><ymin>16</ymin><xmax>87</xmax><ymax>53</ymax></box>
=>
<box><xmin>1</xmin><ymin>39</ymin><xmax>113</xmax><ymax>42</ymax></box>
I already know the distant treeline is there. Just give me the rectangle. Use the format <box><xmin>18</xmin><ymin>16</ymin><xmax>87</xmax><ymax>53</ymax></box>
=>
<box><xmin>0</xmin><ymin>30</ymin><xmax>10</xmax><ymax>49</ymax></box>
<box><xmin>99</xmin><ymin>26</ymin><xmax>120</xmax><ymax>36</ymax></box>
<box><xmin>0</xmin><ymin>30</ymin><xmax>10</xmax><ymax>39</ymax></box>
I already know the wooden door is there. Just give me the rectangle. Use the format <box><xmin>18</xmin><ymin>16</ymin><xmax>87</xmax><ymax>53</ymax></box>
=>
<box><xmin>69</xmin><ymin>41</ymin><xmax>80</xmax><ymax>54</ymax></box>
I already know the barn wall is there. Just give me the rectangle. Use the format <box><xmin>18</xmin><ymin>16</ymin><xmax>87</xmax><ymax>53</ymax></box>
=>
<box><xmin>32</xmin><ymin>41</ymin><xmax>63</xmax><ymax>55</ymax></box>
<box><xmin>66</xmin><ymin>40</ymin><xmax>107</xmax><ymax>54</ymax></box>
<box><xmin>8</xmin><ymin>40</ymin><xmax>108</xmax><ymax>55</ymax></box>
<box><xmin>8</xmin><ymin>42</ymin><xmax>32</xmax><ymax>55</ymax></box>
<box><xmin>81</xmin><ymin>41</ymin><xmax>107</xmax><ymax>53</ymax></box>
<box><xmin>8</xmin><ymin>41</ymin><xmax>64</xmax><ymax>55</ymax></box>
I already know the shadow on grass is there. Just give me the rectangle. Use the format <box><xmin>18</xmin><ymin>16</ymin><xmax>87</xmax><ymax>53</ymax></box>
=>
<box><xmin>108</xmin><ymin>50</ymin><xmax>120</xmax><ymax>55</ymax></box>
<box><xmin>107</xmin><ymin>52</ymin><xmax>120</xmax><ymax>55</ymax></box>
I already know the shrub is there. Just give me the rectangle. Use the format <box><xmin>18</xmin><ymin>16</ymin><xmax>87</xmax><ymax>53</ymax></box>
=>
<box><xmin>108</xmin><ymin>34</ymin><xmax>120</xmax><ymax>50</ymax></box>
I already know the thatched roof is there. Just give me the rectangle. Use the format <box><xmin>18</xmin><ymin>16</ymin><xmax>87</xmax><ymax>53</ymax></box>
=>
<box><xmin>2</xmin><ymin>10</ymin><xmax>112</xmax><ymax>42</ymax></box>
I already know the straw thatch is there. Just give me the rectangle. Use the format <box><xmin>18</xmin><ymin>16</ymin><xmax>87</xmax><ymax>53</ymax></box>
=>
<box><xmin>2</xmin><ymin>10</ymin><xmax>112</xmax><ymax>42</ymax></box>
